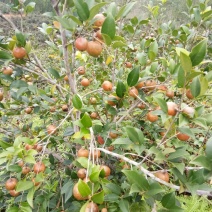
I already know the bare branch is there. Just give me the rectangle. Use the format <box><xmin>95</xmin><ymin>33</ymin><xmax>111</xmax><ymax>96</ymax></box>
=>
<box><xmin>0</xmin><ymin>13</ymin><xmax>18</xmax><ymax>30</ymax></box>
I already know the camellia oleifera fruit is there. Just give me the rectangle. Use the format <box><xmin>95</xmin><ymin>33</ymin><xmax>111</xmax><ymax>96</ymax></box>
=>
<box><xmin>93</xmin><ymin>13</ymin><xmax>105</xmax><ymax>27</ymax></box>
<box><xmin>77</xmin><ymin>148</ymin><xmax>89</xmax><ymax>158</ymax></box>
<box><xmin>13</xmin><ymin>47</ymin><xmax>27</xmax><ymax>59</ymax></box>
<box><xmin>86</xmin><ymin>41</ymin><xmax>102</xmax><ymax>57</ymax></box>
<box><xmin>100</xmin><ymin>165</ymin><xmax>111</xmax><ymax>177</ymax></box>
<box><xmin>147</xmin><ymin>111</ymin><xmax>158</xmax><ymax>122</ymax></box>
<box><xmin>47</xmin><ymin>124</ymin><xmax>57</xmax><ymax>135</ymax></box>
<box><xmin>177</xmin><ymin>132</ymin><xmax>190</xmax><ymax>141</ymax></box>
<box><xmin>5</xmin><ymin>178</ymin><xmax>18</xmax><ymax>190</ymax></box>
<box><xmin>0</xmin><ymin>92</ymin><xmax>3</xmax><ymax>101</ymax></box>
<box><xmin>167</xmin><ymin>102</ymin><xmax>178</xmax><ymax>116</ymax></box>
<box><xmin>2</xmin><ymin>67</ymin><xmax>13</xmax><ymax>75</ymax></box>
<box><xmin>9</xmin><ymin>190</ymin><xmax>20</xmax><ymax>197</ymax></box>
<box><xmin>77</xmin><ymin>168</ymin><xmax>87</xmax><ymax>179</ymax></box>
<box><xmin>73</xmin><ymin>183</ymin><xmax>88</xmax><ymax>200</ymax></box>
<box><xmin>154</xmin><ymin>171</ymin><xmax>169</xmax><ymax>183</ymax></box>
<box><xmin>75</xmin><ymin>37</ymin><xmax>88</xmax><ymax>51</ymax></box>
<box><xmin>81</xmin><ymin>78</ymin><xmax>90</xmax><ymax>87</ymax></box>
<box><xmin>33</xmin><ymin>161</ymin><xmax>46</xmax><ymax>174</ymax></box>
<box><xmin>102</xmin><ymin>81</ymin><xmax>113</xmax><ymax>91</ymax></box>
<box><xmin>129</xmin><ymin>87</ymin><xmax>138</xmax><ymax>98</ymax></box>
<box><xmin>85</xmin><ymin>202</ymin><xmax>99</xmax><ymax>212</ymax></box>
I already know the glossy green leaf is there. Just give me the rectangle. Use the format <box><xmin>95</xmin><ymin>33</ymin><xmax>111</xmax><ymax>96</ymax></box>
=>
<box><xmin>190</xmin><ymin>77</ymin><xmax>201</xmax><ymax>97</ymax></box>
<box><xmin>122</xmin><ymin>170</ymin><xmax>149</xmax><ymax>191</ymax></box>
<box><xmin>149</xmin><ymin>40</ymin><xmax>158</xmax><ymax>60</ymax></box>
<box><xmin>81</xmin><ymin>113</ymin><xmax>92</xmax><ymax>128</ymax></box>
<box><xmin>89</xmin><ymin>3</ymin><xmax>108</xmax><ymax>20</ymax></box>
<box><xmin>127</xmin><ymin>66</ymin><xmax>139</xmax><ymax>86</ymax></box>
<box><xmin>0</xmin><ymin>51</ymin><xmax>12</xmax><ymax>60</ymax></box>
<box><xmin>125</xmin><ymin>126</ymin><xmax>144</xmax><ymax>145</ymax></box>
<box><xmin>24</xmin><ymin>2</ymin><xmax>36</xmax><ymax>14</ymax></box>
<box><xmin>76</xmin><ymin>157</ymin><xmax>89</xmax><ymax>168</ymax></box>
<box><xmin>73</xmin><ymin>0</ymin><xmax>90</xmax><ymax>21</ymax></box>
<box><xmin>116</xmin><ymin>80</ymin><xmax>126</xmax><ymax>98</ymax></box>
<box><xmin>153</xmin><ymin>97</ymin><xmax>168</xmax><ymax>113</ymax></box>
<box><xmin>27</xmin><ymin>187</ymin><xmax>35</xmax><ymax>208</ymax></box>
<box><xmin>15</xmin><ymin>30</ymin><xmax>26</xmax><ymax>47</ymax></box>
<box><xmin>161</xmin><ymin>192</ymin><xmax>176</xmax><ymax>209</ymax></box>
<box><xmin>72</xmin><ymin>94</ymin><xmax>82</xmax><ymax>109</ymax></box>
<box><xmin>101</xmin><ymin>14</ymin><xmax>116</xmax><ymax>39</ymax></box>
<box><xmin>78</xmin><ymin>179</ymin><xmax>91</xmax><ymax>197</ymax></box>
<box><xmin>16</xmin><ymin>181</ymin><xmax>34</xmax><ymax>192</ymax></box>
<box><xmin>55</xmin><ymin>17</ymin><xmax>76</xmax><ymax>30</ymax></box>
<box><xmin>177</xmin><ymin>67</ymin><xmax>185</xmax><ymax>87</ymax></box>
<box><xmin>8</xmin><ymin>165</ymin><xmax>22</xmax><ymax>173</ymax></box>
<box><xmin>116</xmin><ymin>2</ymin><xmax>136</xmax><ymax>19</ymax></box>
<box><xmin>91</xmin><ymin>190</ymin><xmax>104</xmax><ymax>204</ymax></box>
<box><xmin>101</xmin><ymin>33</ymin><xmax>112</xmax><ymax>46</ymax></box>
<box><xmin>119</xmin><ymin>199</ymin><xmax>130</xmax><ymax>212</ymax></box>
<box><xmin>112</xmin><ymin>41</ymin><xmax>127</xmax><ymax>49</ymax></box>
<box><xmin>191</xmin><ymin>155</ymin><xmax>211</xmax><ymax>170</ymax></box>
<box><xmin>205</xmin><ymin>137</ymin><xmax>212</xmax><ymax>160</ymax></box>
<box><xmin>61</xmin><ymin>180</ymin><xmax>74</xmax><ymax>203</ymax></box>
<box><xmin>180</xmin><ymin>51</ymin><xmax>192</xmax><ymax>73</ymax></box>
<box><xmin>190</xmin><ymin>39</ymin><xmax>207</xmax><ymax>66</ymax></box>
<box><xmin>112</xmin><ymin>138</ymin><xmax>133</xmax><ymax>145</ymax></box>
<box><xmin>48</xmin><ymin>68</ymin><xmax>60</xmax><ymax>79</ymax></box>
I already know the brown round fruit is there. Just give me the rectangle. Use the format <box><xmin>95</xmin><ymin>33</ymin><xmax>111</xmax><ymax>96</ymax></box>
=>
<box><xmin>25</xmin><ymin>107</ymin><xmax>32</xmax><ymax>114</ymax></box>
<box><xmin>50</xmin><ymin>106</ymin><xmax>56</xmax><ymax>112</ymax></box>
<box><xmin>5</xmin><ymin>178</ymin><xmax>18</xmax><ymax>190</ymax></box>
<box><xmin>75</xmin><ymin>37</ymin><xmax>88</xmax><ymax>51</ymax></box>
<box><xmin>154</xmin><ymin>171</ymin><xmax>169</xmax><ymax>183</ymax></box>
<box><xmin>107</xmin><ymin>145</ymin><xmax>114</xmax><ymax>151</ymax></box>
<box><xmin>97</xmin><ymin>135</ymin><xmax>104</xmax><ymax>145</ymax></box>
<box><xmin>25</xmin><ymin>144</ymin><xmax>33</xmax><ymax>150</ymax></box>
<box><xmin>145</xmin><ymin>79</ymin><xmax>156</xmax><ymax>90</ymax></box>
<box><xmin>109</xmin><ymin>132</ymin><xmax>118</xmax><ymax>139</ymax></box>
<box><xmin>73</xmin><ymin>183</ymin><xmax>88</xmax><ymax>200</ymax></box>
<box><xmin>13</xmin><ymin>47</ymin><xmax>27</xmax><ymax>59</ymax></box>
<box><xmin>90</xmin><ymin>97</ymin><xmax>97</xmax><ymax>104</ymax></box>
<box><xmin>18</xmin><ymin>160</ymin><xmax>24</xmax><ymax>167</ymax></box>
<box><xmin>33</xmin><ymin>161</ymin><xmax>46</xmax><ymax>174</ymax></box>
<box><xmin>85</xmin><ymin>202</ymin><xmax>99</xmax><ymax>212</ymax></box>
<box><xmin>77</xmin><ymin>66</ymin><xmax>85</xmax><ymax>75</ymax></box>
<box><xmin>137</xmin><ymin>103</ymin><xmax>146</xmax><ymax>109</ymax></box>
<box><xmin>147</xmin><ymin>111</ymin><xmax>158</xmax><ymax>122</ymax></box>
<box><xmin>125</xmin><ymin>62</ymin><xmax>132</xmax><ymax>68</ymax></box>
<box><xmin>93</xmin><ymin>14</ymin><xmax>105</xmax><ymax>27</ymax></box>
<box><xmin>136</xmin><ymin>81</ymin><xmax>145</xmax><ymax>89</ymax></box>
<box><xmin>101</xmin><ymin>208</ymin><xmax>108</xmax><ymax>212</ymax></box>
<box><xmin>64</xmin><ymin>75</ymin><xmax>69</xmax><ymax>81</ymax></box>
<box><xmin>9</xmin><ymin>190</ymin><xmax>20</xmax><ymax>197</ymax></box>
<box><xmin>166</xmin><ymin>90</ymin><xmax>174</xmax><ymax>98</ymax></box>
<box><xmin>90</xmin><ymin>112</ymin><xmax>98</xmax><ymax>119</ymax></box>
<box><xmin>129</xmin><ymin>87</ymin><xmax>138</xmax><ymax>98</ymax></box>
<box><xmin>167</xmin><ymin>102</ymin><xmax>178</xmax><ymax>116</ymax></box>
<box><xmin>91</xmin><ymin>149</ymin><xmax>101</xmax><ymax>159</ymax></box>
<box><xmin>107</xmin><ymin>95</ymin><xmax>119</xmax><ymax>106</ymax></box>
<box><xmin>100</xmin><ymin>165</ymin><xmax>111</xmax><ymax>177</ymax></box>
<box><xmin>36</xmin><ymin>145</ymin><xmax>43</xmax><ymax>152</ymax></box>
<box><xmin>62</xmin><ymin>104</ymin><xmax>68</xmax><ymax>112</ymax></box>
<box><xmin>96</xmin><ymin>30</ymin><xmax>103</xmax><ymax>39</ymax></box>
<box><xmin>81</xmin><ymin>78</ymin><xmax>90</xmax><ymax>87</ymax></box>
<box><xmin>77</xmin><ymin>148</ymin><xmax>89</xmax><ymax>158</ymax></box>
<box><xmin>47</xmin><ymin>125</ymin><xmax>57</xmax><ymax>135</ymax></box>
<box><xmin>182</xmin><ymin>106</ymin><xmax>195</xmax><ymax>118</ymax></box>
<box><xmin>177</xmin><ymin>132</ymin><xmax>190</xmax><ymax>141</ymax></box>
<box><xmin>32</xmin><ymin>178</ymin><xmax>40</xmax><ymax>186</ymax></box>
<box><xmin>186</xmin><ymin>89</ymin><xmax>194</xmax><ymax>99</ymax></box>
<box><xmin>22</xmin><ymin>166</ymin><xmax>30</xmax><ymax>175</ymax></box>
<box><xmin>157</xmin><ymin>85</ymin><xmax>168</xmax><ymax>91</ymax></box>
<box><xmin>102</xmin><ymin>81</ymin><xmax>113</xmax><ymax>91</ymax></box>
<box><xmin>86</xmin><ymin>41</ymin><xmax>102</xmax><ymax>57</ymax></box>
<box><xmin>0</xmin><ymin>92</ymin><xmax>3</xmax><ymax>101</ymax></box>
<box><xmin>2</xmin><ymin>67</ymin><xmax>13</xmax><ymax>75</ymax></box>
<box><xmin>77</xmin><ymin>168</ymin><xmax>87</xmax><ymax>179</ymax></box>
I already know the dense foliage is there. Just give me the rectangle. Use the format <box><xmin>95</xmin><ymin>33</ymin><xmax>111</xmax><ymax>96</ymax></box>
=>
<box><xmin>0</xmin><ymin>0</ymin><xmax>212</xmax><ymax>211</ymax></box>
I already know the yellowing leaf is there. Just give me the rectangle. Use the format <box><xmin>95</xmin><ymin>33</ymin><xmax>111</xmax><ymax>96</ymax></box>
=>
<box><xmin>106</xmin><ymin>55</ymin><xmax>113</xmax><ymax>65</ymax></box>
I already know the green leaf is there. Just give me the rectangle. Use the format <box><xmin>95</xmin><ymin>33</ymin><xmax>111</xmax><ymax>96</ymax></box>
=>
<box><xmin>78</xmin><ymin>179</ymin><xmax>91</xmax><ymax>197</ymax></box>
<box><xmin>24</xmin><ymin>2</ymin><xmax>36</xmax><ymax>14</ymax></box>
<box><xmin>161</xmin><ymin>192</ymin><xmax>176</xmax><ymax>209</ymax></box>
<box><xmin>15</xmin><ymin>30</ymin><xmax>26</xmax><ymax>47</ymax></box>
<box><xmin>122</xmin><ymin>170</ymin><xmax>149</xmax><ymax>191</ymax></box>
<box><xmin>127</xmin><ymin>66</ymin><xmax>139</xmax><ymax>86</ymax></box>
<box><xmin>177</xmin><ymin>67</ymin><xmax>185</xmax><ymax>87</ymax></box>
<box><xmin>205</xmin><ymin>137</ymin><xmax>212</xmax><ymax>160</ymax></box>
<box><xmin>10</xmin><ymin>80</ymin><xmax>28</xmax><ymax>89</ymax></box>
<box><xmin>72</xmin><ymin>94</ymin><xmax>82</xmax><ymax>109</ymax></box>
<box><xmin>73</xmin><ymin>0</ymin><xmax>90</xmax><ymax>21</ymax></box>
<box><xmin>148</xmin><ymin>40</ymin><xmax>158</xmax><ymax>60</ymax></box>
<box><xmin>112</xmin><ymin>138</ymin><xmax>133</xmax><ymax>145</ymax></box>
<box><xmin>81</xmin><ymin>113</ymin><xmax>92</xmax><ymax>128</ymax></box>
<box><xmin>190</xmin><ymin>77</ymin><xmax>201</xmax><ymax>97</ymax></box>
<box><xmin>190</xmin><ymin>39</ymin><xmax>207</xmax><ymax>66</ymax></box>
<box><xmin>145</xmin><ymin>182</ymin><xmax>164</xmax><ymax>196</ymax></box>
<box><xmin>116</xmin><ymin>80</ymin><xmax>126</xmax><ymax>98</ymax></box>
<box><xmin>101</xmin><ymin>33</ymin><xmax>112</xmax><ymax>46</ymax></box>
<box><xmin>61</xmin><ymin>180</ymin><xmax>74</xmax><ymax>203</ymax></box>
<box><xmin>190</xmin><ymin>155</ymin><xmax>211</xmax><ymax>170</ymax></box>
<box><xmin>89</xmin><ymin>3</ymin><xmax>108</xmax><ymax>20</ymax></box>
<box><xmin>90</xmin><ymin>171</ymin><xmax>100</xmax><ymax>182</ymax></box>
<box><xmin>8</xmin><ymin>165</ymin><xmax>22</xmax><ymax>173</ymax></box>
<box><xmin>27</xmin><ymin>187</ymin><xmax>35</xmax><ymax>208</ymax></box>
<box><xmin>119</xmin><ymin>199</ymin><xmax>129</xmax><ymax>212</ymax></box>
<box><xmin>91</xmin><ymin>190</ymin><xmax>104</xmax><ymax>204</ymax></box>
<box><xmin>112</xmin><ymin>41</ymin><xmax>127</xmax><ymax>49</ymax></box>
<box><xmin>180</xmin><ymin>51</ymin><xmax>192</xmax><ymax>73</ymax></box>
<box><xmin>171</xmin><ymin>168</ymin><xmax>187</xmax><ymax>184</ymax></box>
<box><xmin>116</xmin><ymin>2</ymin><xmax>136</xmax><ymax>19</ymax></box>
<box><xmin>0</xmin><ymin>51</ymin><xmax>12</xmax><ymax>60</ymax></box>
<box><xmin>103</xmin><ymin>183</ymin><xmax>121</xmax><ymax>195</ymax></box>
<box><xmin>76</xmin><ymin>157</ymin><xmax>89</xmax><ymax>168</ymax></box>
<box><xmin>101</xmin><ymin>14</ymin><xmax>116</xmax><ymax>39</ymax></box>
<box><xmin>125</xmin><ymin>126</ymin><xmax>144</xmax><ymax>145</ymax></box>
<box><xmin>55</xmin><ymin>17</ymin><xmax>76</xmax><ymax>30</ymax></box>
<box><xmin>16</xmin><ymin>181</ymin><xmax>34</xmax><ymax>192</ymax></box>
<box><xmin>153</xmin><ymin>97</ymin><xmax>168</xmax><ymax>113</ymax></box>
<box><xmin>0</xmin><ymin>140</ymin><xmax>12</xmax><ymax>149</ymax></box>
<box><xmin>47</xmin><ymin>68</ymin><xmax>60</xmax><ymax>79</ymax></box>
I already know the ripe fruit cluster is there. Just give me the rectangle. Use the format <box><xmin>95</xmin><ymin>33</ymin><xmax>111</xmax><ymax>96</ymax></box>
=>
<box><xmin>5</xmin><ymin>178</ymin><xmax>20</xmax><ymax>197</ymax></box>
